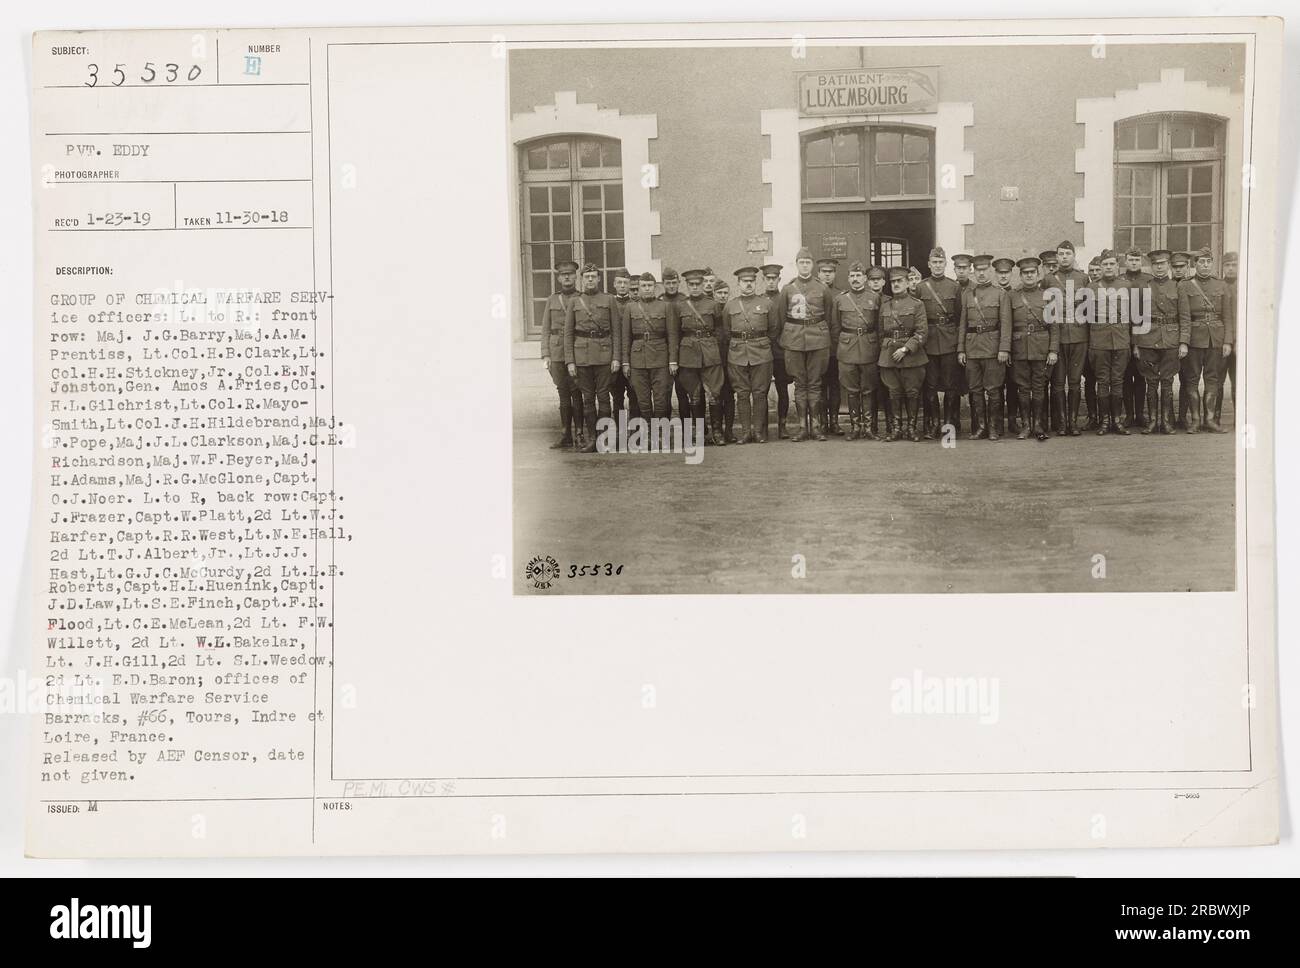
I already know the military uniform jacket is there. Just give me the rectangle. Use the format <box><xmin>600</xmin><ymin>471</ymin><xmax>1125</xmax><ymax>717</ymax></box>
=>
<box><xmin>721</xmin><ymin>294</ymin><xmax>779</xmax><ymax>366</ymax></box>
<box><xmin>958</xmin><ymin>283</ymin><xmax>1012</xmax><ymax>358</ymax></box>
<box><xmin>622</xmin><ymin>295</ymin><xmax>679</xmax><ymax>368</ymax></box>
<box><xmin>675</xmin><ymin>295</ymin><xmax>725</xmax><ymax>367</ymax></box>
<box><xmin>541</xmin><ymin>289</ymin><xmax>574</xmax><ymax>361</ymax></box>
<box><xmin>564</xmin><ymin>290</ymin><xmax>621</xmax><ymax>366</ymax></box>
<box><xmin>1041</xmin><ymin>268</ymin><xmax>1090</xmax><ymax>345</ymax></box>
<box><xmin>777</xmin><ymin>277</ymin><xmax>835</xmax><ymax>352</ymax></box>
<box><xmin>917</xmin><ymin>276</ymin><xmax>960</xmax><ymax>355</ymax></box>
<box><xmin>878</xmin><ymin>294</ymin><xmax>929</xmax><ymax>369</ymax></box>
<box><xmin>1087</xmin><ymin>281</ymin><xmax>1131</xmax><ymax>351</ymax></box>
<box><xmin>1009</xmin><ymin>287</ymin><xmax>1060</xmax><ymax>361</ymax></box>
<box><xmin>1178</xmin><ymin>274</ymin><xmax>1235</xmax><ymax>349</ymax></box>
<box><xmin>1135</xmin><ymin>276</ymin><xmax>1181</xmax><ymax>350</ymax></box>
<box><xmin>830</xmin><ymin>288</ymin><xmax>881</xmax><ymax>365</ymax></box>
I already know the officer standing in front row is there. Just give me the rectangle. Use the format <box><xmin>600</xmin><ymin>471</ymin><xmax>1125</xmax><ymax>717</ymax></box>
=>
<box><xmin>723</xmin><ymin>267</ymin><xmax>780</xmax><ymax>443</ymax></box>
<box><xmin>777</xmin><ymin>247</ymin><xmax>837</xmax><ymax>441</ymax></box>
<box><xmin>878</xmin><ymin>266</ymin><xmax>929</xmax><ymax>442</ymax></box>
<box><xmin>1178</xmin><ymin>246</ymin><xmax>1235</xmax><ymax>434</ymax></box>
<box><xmin>1089</xmin><ymin>250</ymin><xmax>1131</xmax><ymax>435</ymax></box>
<box><xmin>675</xmin><ymin>268</ymin><xmax>728</xmax><ymax>445</ymax></box>
<box><xmin>917</xmin><ymin>247</ymin><xmax>961</xmax><ymax>440</ymax></box>
<box><xmin>1007</xmin><ymin>256</ymin><xmax>1058</xmax><ymax>441</ymax></box>
<box><xmin>621</xmin><ymin>271</ymin><xmax>679</xmax><ymax>422</ymax></box>
<box><xmin>1132</xmin><ymin>249</ymin><xmax>1182</xmax><ymax>434</ymax></box>
<box><xmin>1217</xmin><ymin>251</ymin><xmax>1239</xmax><ymax>427</ymax></box>
<box><xmin>762</xmin><ymin>264</ymin><xmax>793</xmax><ymax>439</ymax></box>
<box><xmin>831</xmin><ymin>260</ymin><xmax>883</xmax><ymax>440</ymax></box>
<box><xmin>957</xmin><ymin>254</ymin><xmax>1012</xmax><ymax>440</ymax></box>
<box><xmin>816</xmin><ymin>258</ymin><xmax>845</xmax><ymax>435</ymax></box>
<box><xmin>992</xmin><ymin>256</ymin><xmax>1020</xmax><ymax>434</ymax></box>
<box><xmin>564</xmin><ymin>262</ymin><xmax>621</xmax><ymax>453</ymax></box>
<box><xmin>1043</xmin><ymin>240</ymin><xmax>1090</xmax><ymax>436</ymax></box>
<box><xmin>540</xmin><ymin>258</ymin><xmax>584</xmax><ymax>450</ymax></box>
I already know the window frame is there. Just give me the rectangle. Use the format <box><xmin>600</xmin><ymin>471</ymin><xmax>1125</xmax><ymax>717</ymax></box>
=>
<box><xmin>520</xmin><ymin>135</ymin><xmax>625</xmax><ymax>337</ymax></box>
<box><xmin>800</xmin><ymin>124</ymin><xmax>936</xmax><ymax>207</ymax></box>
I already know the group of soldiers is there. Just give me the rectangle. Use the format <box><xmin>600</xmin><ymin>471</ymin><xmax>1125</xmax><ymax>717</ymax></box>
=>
<box><xmin>539</xmin><ymin>241</ymin><xmax>1238</xmax><ymax>450</ymax></box>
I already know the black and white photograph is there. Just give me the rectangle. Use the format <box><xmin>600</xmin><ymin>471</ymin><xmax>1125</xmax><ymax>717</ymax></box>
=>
<box><xmin>510</xmin><ymin>39</ymin><xmax>1246</xmax><ymax>594</ymax></box>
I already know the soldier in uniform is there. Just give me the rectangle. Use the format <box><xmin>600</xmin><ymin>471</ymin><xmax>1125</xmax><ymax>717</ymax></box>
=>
<box><xmin>676</xmin><ymin>268</ymin><xmax>728</xmax><ymax>445</ymax></box>
<box><xmin>713</xmin><ymin>280</ymin><xmax>737</xmax><ymax>443</ymax></box>
<box><xmin>1132</xmin><ymin>249</ymin><xmax>1181</xmax><ymax>434</ymax></box>
<box><xmin>816</xmin><ymin>258</ymin><xmax>845</xmax><ymax>435</ymax></box>
<box><xmin>723</xmin><ymin>267</ymin><xmax>780</xmax><ymax>444</ymax></box>
<box><xmin>1217</xmin><ymin>251</ymin><xmax>1239</xmax><ymax>427</ymax></box>
<box><xmin>957</xmin><ymin>254</ymin><xmax>1012</xmax><ymax>440</ymax></box>
<box><xmin>1081</xmin><ymin>256</ymin><xmax>1103</xmax><ymax>427</ymax></box>
<box><xmin>1088</xmin><ymin>250</ymin><xmax>1131</xmax><ymax>435</ymax></box>
<box><xmin>660</xmin><ymin>268</ymin><xmax>691</xmax><ymax>421</ymax></box>
<box><xmin>864</xmin><ymin>265</ymin><xmax>893</xmax><ymax>438</ymax></box>
<box><xmin>1121</xmin><ymin>247</ymin><xmax>1152</xmax><ymax>429</ymax></box>
<box><xmin>761</xmin><ymin>264</ymin><xmax>793</xmax><ymax>439</ymax></box>
<box><xmin>878</xmin><ymin>266</ymin><xmax>929</xmax><ymax>442</ymax></box>
<box><xmin>702</xmin><ymin>268</ymin><xmax>717</xmax><ymax>297</ymax></box>
<box><xmin>1008</xmin><ymin>256</ymin><xmax>1059</xmax><ymax>441</ymax></box>
<box><xmin>610</xmin><ymin>268</ymin><xmax>637</xmax><ymax>419</ymax></box>
<box><xmin>917</xmin><ymin>247</ymin><xmax>962</xmax><ymax>439</ymax></box>
<box><xmin>1170</xmin><ymin>252</ymin><xmax>1193</xmax><ymax>430</ymax></box>
<box><xmin>951</xmin><ymin>253</ymin><xmax>979</xmax><ymax>437</ymax></box>
<box><xmin>1039</xmin><ymin>249</ymin><xmax>1059</xmax><ymax>279</ymax></box>
<box><xmin>992</xmin><ymin>256</ymin><xmax>1020</xmax><ymax>434</ymax></box>
<box><xmin>831</xmin><ymin>260</ymin><xmax>883</xmax><ymax>440</ymax></box>
<box><xmin>540</xmin><ymin>258</ymin><xmax>584</xmax><ymax>449</ymax></box>
<box><xmin>1178</xmin><ymin>246</ymin><xmax>1235</xmax><ymax>433</ymax></box>
<box><xmin>564</xmin><ymin>262</ymin><xmax>622</xmax><ymax>453</ymax></box>
<box><xmin>777</xmin><ymin>247</ymin><xmax>837</xmax><ymax>442</ymax></box>
<box><xmin>621</xmin><ymin>271</ymin><xmax>679</xmax><ymax>424</ymax></box>
<box><xmin>1043</xmin><ymin>240</ymin><xmax>1090</xmax><ymax>436</ymax></box>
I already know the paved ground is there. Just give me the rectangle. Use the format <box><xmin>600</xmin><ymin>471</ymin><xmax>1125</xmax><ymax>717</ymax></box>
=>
<box><xmin>512</xmin><ymin>362</ymin><xmax>1237</xmax><ymax>595</ymax></box>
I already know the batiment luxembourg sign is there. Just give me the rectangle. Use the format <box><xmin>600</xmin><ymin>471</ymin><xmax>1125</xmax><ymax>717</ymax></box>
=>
<box><xmin>796</xmin><ymin>67</ymin><xmax>940</xmax><ymax>117</ymax></box>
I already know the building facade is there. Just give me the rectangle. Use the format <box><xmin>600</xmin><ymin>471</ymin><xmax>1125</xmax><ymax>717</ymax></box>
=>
<box><xmin>508</xmin><ymin>43</ymin><xmax>1246</xmax><ymax>352</ymax></box>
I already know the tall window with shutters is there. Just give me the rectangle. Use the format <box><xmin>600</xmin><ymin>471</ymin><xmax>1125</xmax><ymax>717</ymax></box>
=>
<box><xmin>520</xmin><ymin>135</ymin><xmax>624</xmax><ymax>337</ymax></box>
<box><xmin>1114</xmin><ymin>112</ymin><xmax>1225</xmax><ymax>259</ymax></box>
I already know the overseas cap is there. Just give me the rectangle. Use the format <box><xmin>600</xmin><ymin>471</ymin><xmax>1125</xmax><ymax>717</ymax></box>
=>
<box><xmin>1056</xmin><ymin>240</ymin><xmax>1076</xmax><ymax>252</ymax></box>
<box><xmin>581</xmin><ymin>261</ymin><xmax>600</xmax><ymax>274</ymax></box>
<box><xmin>662</xmin><ymin>267</ymin><xmax>679</xmax><ymax>281</ymax></box>
<box><xmin>1195</xmin><ymin>246</ymin><xmax>1214</xmax><ymax>259</ymax></box>
<box><xmin>848</xmin><ymin>261</ymin><xmax>867</xmax><ymax>273</ymax></box>
<box><xmin>638</xmin><ymin>271</ymin><xmax>657</xmax><ymax>282</ymax></box>
<box><xmin>1126</xmin><ymin>246</ymin><xmax>1144</xmax><ymax>258</ymax></box>
<box><xmin>929</xmin><ymin>246</ymin><xmax>946</xmax><ymax>260</ymax></box>
<box><xmin>795</xmin><ymin>247</ymin><xmax>814</xmax><ymax>261</ymax></box>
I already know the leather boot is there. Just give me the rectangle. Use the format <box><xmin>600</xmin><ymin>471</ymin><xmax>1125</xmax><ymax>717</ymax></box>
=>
<box><xmin>551</xmin><ymin>397</ymin><xmax>575</xmax><ymax>449</ymax></box>
<box><xmin>861</xmin><ymin>391</ymin><xmax>880</xmax><ymax>441</ymax></box>
<box><xmin>1067</xmin><ymin>388</ymin><xmax>1082</xmax><ymax>436</ymax></box>
<box><xmin>1085</xmin><ymin>382</ymin><xmax>1099</xmax><ymax>429</ymax></box>
<box><xmin>988</xmin><ymin>395</ymin><xmax>1002</xmax><ymax>441</ymax></box>
<box><xmin>709</xmin><ymin>400</ymin><xmax>726</xmax><ymax>446</ymax></box>
<box><xmin>814</xmin><ymin>394</ymin><xmax>828</xmax><ymax>441</ymax></box>
<box><xmin>790</xmin><ymin>399</ymin><xmax>809</xmax><ymax>442</ymax></box>
<box><xmin>843</xmin><ymin>393</ymin><xmax>859</xmax><ymax>440</ymax></box>
<box><xmin>907</xmin><ymin>392</ymin><xmax>922</xmax><ymax>442</ymax></box>
<box><xmin>1205</xmin><ymin>387</ymin><xmax>1224</xmax><ymax>433</ymax></box>
<box><xmin>1185</xmin><ymin>385</ymin><xmax>1200</xmax><ymax>434</ymax></box>
<box><xmin>1111</xmin><ymin>396</ymin><xmax>1130</xmax><ymax>435</ymax></box>
<box><xmin>1051</xmin><ymin>388</ymin><xmax>1066</xmax><ymax>436</ymax></box>
<box><xmin>777</xmin><ymin>401</ymin><xmax>789</xmax><ymax>439</ymax></box>
<box><xmin>734</xmin><ymin>392</ymin><xmax>750</xmax><ymax>444</ymax></box>
<box><xmin>923</xmin><ymin>389</ymin><xmax>939</xmax><ymax>439</ymax></box>
<box><xmin>1016</xmin><ymin>389</ymin><xmax>1031</xmax><ymax>440</ymax></box>
<box><xmin>1214</xmin><ymin>379</ymin><xmax>1226</xmax><ymax>426</ymax></box>
<box><xmin>1142</xmin><ymin>384</ymin><xmax>1159</xmax><ymax>434</ymax></box>
<box><xmin>886</xmin><ymin>393</ymin><xmax>905</xmax><ymax>442</ymax></box>
<box><xmin>1163</xmin><ymin>392</ymin><xmax>1176</xmax><ymax>435</ymax></box>
<box><xmin>1005</xmin><ymin>386</ymin><xmax>1020</xmax><ymax>434</ymax></box>
<box><xmin>968</xmin><ymin>393</ymin><xmax>981</xmax><ymax>439</ymax></box>
<box><xmin>579</xmin><ymin>409</ymin><xmax>598</xmax><ymax>452</ymax></box>
<box><xmin>1035</xmin><ymin>393</ymin><xmax>1050</xmax><ymax>441</ymax></box>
